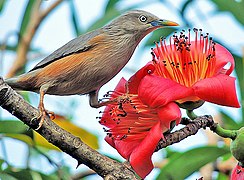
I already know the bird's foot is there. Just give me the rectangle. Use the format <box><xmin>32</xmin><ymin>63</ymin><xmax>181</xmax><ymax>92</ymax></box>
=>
<box><xmin>34</xmin><ymin>106</ymin><xmax>55</xmax><ymax>130</ymax></box>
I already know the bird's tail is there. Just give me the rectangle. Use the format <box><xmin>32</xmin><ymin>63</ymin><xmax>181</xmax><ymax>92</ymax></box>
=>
<box><xmin>5</xmin><ymin>74</ymin><xmax>36</xmax><ymax>92</ymax></box>
<box><xmin>5</xmin><ymin>77</ymin><xmax>26</xmax><ymax>90</ymax></box>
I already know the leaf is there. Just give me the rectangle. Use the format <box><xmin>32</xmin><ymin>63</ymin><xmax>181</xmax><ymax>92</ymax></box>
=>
<box><xmin>212</xmin><ymin>0</ymin><xmax>244</xmax><ymax>25</ymax></box>
<box><xmin>34</xmin><ymin>115</ymin><xmax>99</xmax><ymax>150</ymax></box>
<box><xmin>4</xmin><ymin>134</ymin><xmax>34</xmax><ymax>146</ymax></box>
<box><xmin>0</xmin><ymin>159</ymin><xmax>4</xmax><ymax>170</ymax></box>
<box><xmin>156</xmin><ymin>146</ymin><xmax>230</xmax><ymax>180</ymax></box>
<box><xmin>4</xmin><ymin>168</ymin><xmax>56</xmax><ymax>180</ymax></box>
<box><xmin>0</xmin><ymin>120</ymin><xmax>29</xmax><ymax>134</ymax></box>
<box><xmin>216</xmin><ymin>172</ymin><xmax>229</xmax><ymax>180</ymax></box>
<box><xmin>105</xmin><ymin>0</ymin><xmax>120</xmax><ymax>12</ymax></box>
<box><xmin>233</xmin><ymin>54</ymin><xmax>244</xmax><ymax>123</ymax></box>
<box><xmin>0</xmin><ymin>0</ymin><xmax>6</xmax><ymax>14</ymax></box>
<box><xmin>144</xmin><ymin>27</ymin><xmax>177</xmax><ymax>47</ymax></box>
<box><xmin>220</xmin><ymin>111</ymin><xmax>242</xmax><ymax>130</ymax></box>
<box><xmin>19</xmin><ymin>0</ymin><xmax>35</xmax><ymax>38</ymax></box>
<box><xmin>68</xmin><ymin>0</ymin><xmax>82</xmax><ymax>36</ymax></box>
<box><xmin>0</xmin><ymin>173</ymin><xmax>18</xmax><ymax>180</ymax></box>
<box><xmin>87</xmin><ymin>8</ymin><xmax>121</xmax><ymax>32</ymax></box>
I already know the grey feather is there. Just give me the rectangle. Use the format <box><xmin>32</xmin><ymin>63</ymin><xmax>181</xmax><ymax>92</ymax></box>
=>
<box><xmin>29</xmin><ymin>30</ymin><xmax>101</xmax><ymax>72</ymax></box>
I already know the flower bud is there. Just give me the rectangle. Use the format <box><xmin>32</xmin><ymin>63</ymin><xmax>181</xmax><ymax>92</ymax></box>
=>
<box><xmin>230</xmin><ymin>127</ymin><xmax>244</xmax><ymax>164</ymax></box>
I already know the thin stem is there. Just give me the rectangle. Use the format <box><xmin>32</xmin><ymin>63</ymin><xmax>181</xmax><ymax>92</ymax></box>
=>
<box><xmin>186</xmin><ymin>110</ymin><xmax>198</xmax><ymax>119</ymax></box>
<box><xmin>210</xmin><ymin>124</ymin><xmax>237</xmax><ymax>140</ymax></box>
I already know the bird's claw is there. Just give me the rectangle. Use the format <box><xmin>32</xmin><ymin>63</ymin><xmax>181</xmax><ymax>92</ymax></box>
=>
<box><xmin>34</xmin><ymin>107</ymin><xmax>55</xmax><ymax>130</ymax></box>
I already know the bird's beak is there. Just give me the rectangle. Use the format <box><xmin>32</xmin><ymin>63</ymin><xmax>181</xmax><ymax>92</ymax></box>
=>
<box><xmin>150</xmin><ymin>19</ymin><xmax>179</xmax><ymax>27</ymax></box>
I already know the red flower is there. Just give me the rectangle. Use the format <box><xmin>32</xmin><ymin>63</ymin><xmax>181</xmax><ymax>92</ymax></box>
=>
<box><xmin>100</xmin><ymin>65</ymin><xmax>181</xmax><ymax>178</ymax></box>
<box><xmin>139</xmin><ymin>29</ymin><xmax>240</xmax><ymax>109</ymax></box>
<box><xmin>231</xmin><ymin>163</ymin><xmax>244</xmax><ymax>180</ymax></box>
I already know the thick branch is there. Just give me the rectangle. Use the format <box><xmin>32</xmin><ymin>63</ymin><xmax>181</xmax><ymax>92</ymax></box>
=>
<box><xmin>155</xmin><ymin>116</ymin><xmax>215</xmax><ymax>152</ymax></box>
<box><xmin>6</xmin><ymin>0</ymin><xmax>63</xmax><ymax>78</ymax></box>
<box><xmin>0</xmin><ymin>77</ymin><xmax>138</xmax><ymax>180</ymax></box>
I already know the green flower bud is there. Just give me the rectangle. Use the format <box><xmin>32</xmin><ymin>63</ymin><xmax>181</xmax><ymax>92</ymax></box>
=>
<box><xmin>230</xmin><ymin>127</ymin><xmax>244</xmax><ymax>164</ymax></box>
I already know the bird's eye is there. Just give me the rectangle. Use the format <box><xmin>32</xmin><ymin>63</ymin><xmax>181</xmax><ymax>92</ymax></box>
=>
<box><xmin>139</xmin><ymin>15</ymin><xmax>147</xmax><ymax>22</ymax></box>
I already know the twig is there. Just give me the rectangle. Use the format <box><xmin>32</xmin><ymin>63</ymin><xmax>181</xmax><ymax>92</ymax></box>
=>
<box><xmin>40</xmin><ymin>0</ymin><xmax>63</xmax><ymax>19</ymax></box>
<box><xmin>155</xmin><ymin>116</ymin><xmax>214</xmax><ymax>152</ymax></box>
<box><xmin>0</xmin><ymin>77</ymin><xmax>138</xmax><ymax>180</ymax></box>
<box><xmin>6</xmin><ymin>0</ymin><xmax>63</xmax><ymax>78</ymax></box>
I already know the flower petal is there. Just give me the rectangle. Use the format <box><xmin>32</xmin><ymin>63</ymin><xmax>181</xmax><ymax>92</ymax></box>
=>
<box><xmin>215</xmin><ymin>44</ymin><xmax>235</xmax><ymax>75</ymax></box>
<box><xmin>139</xmin><ymin>75</ymin><xmax>194</xmax><ymax>108</ymax></box>
<box><xmin>112</xmin><ymin>140</ymin><xmax>141</xmax><ymax>160</ymax></box>
<box><xmin>157</xmin><ymin>102</ymin><xmax>182</xmax><ymax>129</ymax></box>
<box><xmin>129</xmin><ymin>121</ymin><xmax>162</xmax><ymax>178</ymax></box>
<box><xmin>128</xmin><ymin>63</ymin><xmax>155</xmax><ymax>94</ymax></box>
<box><xmin>113</xmin><ymin>77</ymin><xmax>127</xmax><ymax>94</ymax></box>
<box><xmin>193</xmin><ymin>74</ymin><xmax>240</xmax><ymax>107</ymax></box>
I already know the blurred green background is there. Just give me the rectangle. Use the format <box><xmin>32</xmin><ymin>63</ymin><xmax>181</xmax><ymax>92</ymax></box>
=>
<box><xmin>0</xmin><ymin>0</ymin><xmax>243</xmax><ymax>179</ymax></box>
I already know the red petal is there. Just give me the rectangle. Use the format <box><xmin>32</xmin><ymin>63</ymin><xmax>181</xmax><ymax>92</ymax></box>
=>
<box><xmin>112</xmin><ymin>140</ymin><xmax>141</xmax><ymax>160</ymax></box>
<box><xmin>128</xmin><ymin>63</ymin><xmax>155</xmax><ymax>94</ymax></box>
<box><xmin>157</xmin><ymin>102</ymin><xmax>182</xmax><ymax>129</ymax></box>
<box><xmin>215</xmin><ymin>44</ymin><xmax>235</xmax><ymax>75</ymax></box>
<box><xmin>231</xmin><ymin>164</ymin><xmax>244</xmax><ymax>180</ymax></box>
<box><xmin>129</xmin><ymin>121</ymin><xmax>162</xmax><ymax>178</ymax></box>
<box><xmin>105</xmin><ymin>135</ymin><xmax>115</xmax><ymax>148</ymax></box>
<box><xmin>113</xmin><ymin>77</ymin><xmax>127</xmax><ymax>94</ymax></box>
<box><xmin>139</xmin><ymin>75</ymin><xmax>194</xmax><ymax>108</ymax></box>
<box><xmin>193</xmin><ymin>74</ymin><xmax>240</xmax><ymax>107</ymax></box>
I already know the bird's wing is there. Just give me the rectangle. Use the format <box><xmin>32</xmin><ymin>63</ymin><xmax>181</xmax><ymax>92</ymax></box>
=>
<box><xmin>29</xmin><ymin>30</ymin><xmax>101</xmax><ymax>72</ymax></box>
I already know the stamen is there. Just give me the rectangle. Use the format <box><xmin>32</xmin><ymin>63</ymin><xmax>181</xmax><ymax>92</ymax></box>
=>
<box><xmin>152</xmin><ymin>28</ymin><xmax>216</xmax><ymax>87</ymax></box>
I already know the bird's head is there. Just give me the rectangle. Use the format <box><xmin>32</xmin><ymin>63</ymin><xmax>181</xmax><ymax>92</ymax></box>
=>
<box><xmin>104</xmin><ymin>10</ymin><xmax>179</xmax><ymax>40</ymax></box>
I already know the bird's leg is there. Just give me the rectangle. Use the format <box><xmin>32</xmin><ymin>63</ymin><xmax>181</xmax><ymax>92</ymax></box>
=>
<box><xmin>89</xmin><ymin>90</ymin><xmax>118</xmax><ymax>108</ymax></box>
<box><xmin>35</xmin><ymin>86</ymin><xmax>55</xmax><ymax>130</ymax></box>
<box><xmin>89</xmin><ymin>85</ymin><xmax>130</xmax><ymax>108</ymax></box>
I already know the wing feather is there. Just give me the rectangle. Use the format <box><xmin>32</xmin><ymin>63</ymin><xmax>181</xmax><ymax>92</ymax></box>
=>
<box><xmin>29</xmin><ymin>29</ymin><xmax>102</xmax><ymax>72</ymax></box>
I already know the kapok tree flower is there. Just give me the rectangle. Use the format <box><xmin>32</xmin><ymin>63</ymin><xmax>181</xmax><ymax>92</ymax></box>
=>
<box><xmin>100</xmin><ymin>64</ymin><xmax>181</xmax><ymax>178</ymax></box>
<box><xmin>139</xmin><ymin>29</ymin><xmax>240</xmax><ymax>110</ymax></box>
<box><xmin>231</xmin><ymin>163</ymin><xmax>244</xmax><ymax>180</ymax></box>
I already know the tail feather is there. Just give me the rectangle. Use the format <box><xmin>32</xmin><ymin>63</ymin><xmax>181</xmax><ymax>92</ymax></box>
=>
<box><xmin>5</xmin><ymin>77</ymin><xmax>26</xmax><ymax>90</ymax></box>
<box><xmin>5</xmin><ymin>74</ymin><xmax>37</xmax><ymax>92</ymax></box>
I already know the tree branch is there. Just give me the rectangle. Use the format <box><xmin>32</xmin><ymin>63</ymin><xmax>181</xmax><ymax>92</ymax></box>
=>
<box><xmin>155</xmin><ymin>116</ymin><xmax>215</xmax><ymax>152</ymax></box>
<box><xmin>0</xmin><ymin>77</ymin><xmax>138</xmax><ymax>180</ymax></box>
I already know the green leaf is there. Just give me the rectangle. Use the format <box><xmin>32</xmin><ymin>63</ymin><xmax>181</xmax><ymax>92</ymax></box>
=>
<box><xmin>212</xmin><ymin>0</ymin><xmax>244</xmax><ymax>25</ymax></box>
<box><xmin>0</xmin><ymin>159</ymin><xmax>4</xmax><ymax>170</ymax></box>
<box><xmin>4</xmin><ymin>133</ymin><xmax>34</xmax><ymax>146</ymax></box>
<box><xmin>0</xmin><ymin>0</ymin><xmax>6</xmax><ymax>14</ymax></box>
<box><xmin>105</xmin><ymin>0</ymin><xmax>120</xmax><ymax>12</ymax></box>
<box><xmin>87</xmin><ymin>8</ymin><xmax>121</xmax><ymax>32</ymax></box>
<box><xmin>19</xmin><ymin>0</ymin><xmax>35</xmax><ymax>37</ymax></box>
<box><xmin>0</xmin><ymin>173</ymin><xmax>18</xmax><ymax>180</ymax></box>
<box><xmin>144</xmin><ymin>27</ymin><xmax>178</xmax><ymax>47</ymax></box>
<box><xmin>4</xmin><ymin>169</ymin><xmax>56</xmax><ymax>180</ymax></box>
<box><xmin>233</xmin><ymin>54</ymin><xmax>244</xmax><ymax>122</ymax></box>
<box><xmin>216</xmin><ymin>172</ymin><xmax>229</xmax><ymax>180</ymax></box>
<box><xmin>156</xmin><ymin>146</ymin><xmax>230</xmax><ymax>180</ymax></box>
<box><xmin>68</xmin><ymin>0</ymin><xmax>82</xmax><ymax>36</ymax></box>
<box><xmin>220</xmin><ymin>111</ymin><xmax>242</xmax><ymax>130</ymax></box>
<box><xmin>0</xmin><ymin>120</ymin><xmax>29</xmax><ymax>134</ymax></box>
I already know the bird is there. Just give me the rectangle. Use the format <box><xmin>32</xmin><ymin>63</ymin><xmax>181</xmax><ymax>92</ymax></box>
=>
<box><xmin>5</xmin><ymin>10</ymin><xmax>179</xmax><ymax>130</ymax></box>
